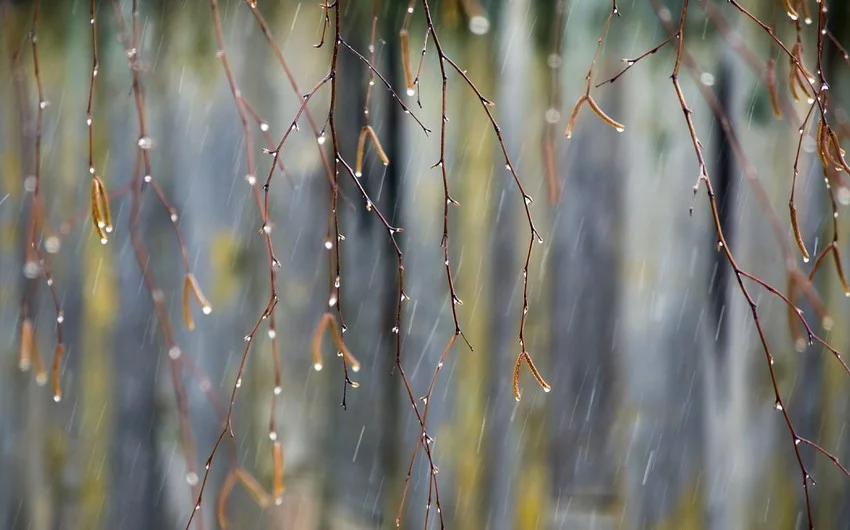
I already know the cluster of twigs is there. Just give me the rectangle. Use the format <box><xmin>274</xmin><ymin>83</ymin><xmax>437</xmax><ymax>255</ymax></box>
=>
<box><xmin>10</xmin><ymin>0</ymin><xmax>551</xmax><ymax>524</ymax></box>
<box><xmin>186</xmin><ymin>0</ymin><xmax>552</xmax><ymax>527</ymax></box>
<box><xmin>568</xmin><ymin>1</ymin><xmax>849</xmax><ymax>528</ymax></box>
<box><xmin>16</xmin><ymin>0</ymin><xmax>65</xmax><ymax>402</ymax></box>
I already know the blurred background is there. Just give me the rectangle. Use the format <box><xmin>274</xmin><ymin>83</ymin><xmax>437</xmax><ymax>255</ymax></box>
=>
<box><xmin>2</xmin><ymin>0</ymin><xmax>850</xmax><ymax>529</ymax></box>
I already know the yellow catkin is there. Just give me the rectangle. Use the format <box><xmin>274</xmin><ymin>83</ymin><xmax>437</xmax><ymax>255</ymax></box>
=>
<box><xmin>782</xmin><ymin>0</ymin><xmax>799</xmax><ymax>20</ymax></box>
<box><xmin>272</xmin><ymin>442</ymin><xmax>284</xmax><ymax>504</ymax></box>
<box><xmin>513</xmin><ymin>353</ymin><xmax>524</xmax><ymax>401</ymax></box>
<box><xmin>586</xmin><ymin>96</ymin><xmax>625</xmax><ymax>133</ymax></box>
<box><xmin>187</xmin><ymin>273</ymin><xmax>212</xmax><ymax>314</ymax></box>
<box><xmin>524</xmin><ymin>354</ymin><xmax>551</xmax><ymax>393</ymax></box>
<box><xmin>182</xmin><ymin>275</ymin><xmax>195</xmax><ymax>331</ymax></box>
<box><xmin>31</xmin><ymin>336</ymin><xmax>47</xmax><ymax>386</ymax></box>
<box><xmin>52</xmin><ymin>343</ymin><xmax>65</xmax><ymax>402</ymax></box>
<box><xmin>364</xmin><ymin>126</ymin><xmax>389</xmax><ymax>166</ymax></box>
<box><xmin>90</xmin><ymin>178</ymin><xmax>107</xmax><ymax>243</ymax></box>
<box><xmin>564</xmin><ymin>96</ymin><xmax>588</xmax><ymax>139</ymax></box>
<box><xmin>789</xmin><ymin>203</ymin><xmax>810</xmax><ymax>262</ymax></box>
<box><xmin>313</xmin><ymin>312</ymin><xmax>361</xmax><ymax>374</ymax></box>
<box><xmin>355</xmin><ymin>127</ymin><xmax>369</xmax><ymax>177</ymax></box>
<box><xmin>216</xmin><ymin>470</ymin><xmax>239</xmax><ymax>530</ymax></box>
<box><xmin>235</xmin><ymin>468</ymin><xmax>270</xmax><ymax>508</ymax></box>
<box><xmin>19</xmin><ymin>318</ymin><xmax>34</xmax><ymax>371</ymax></box>
<box><xmin>767</xmin><ymin>59</ymin><xmax>782</xmax><ymax>119</ymax></box>
<box><xmin>400</xmin><ymin>29</ymin><xmax>414</xmax><ymax>90</ymax></box>
<box><xmin>833</xmin><ymin>245</ymin><xmax>850</xmax><ymax>296</ymax></box>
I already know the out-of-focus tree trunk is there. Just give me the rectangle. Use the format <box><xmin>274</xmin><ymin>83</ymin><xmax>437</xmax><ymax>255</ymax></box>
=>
<box><xmin>482</xmin><ymin>0</ymin><xmax>529</xmax><ymax>527</ymax></box>
<box><xmin>702</xmin><ymin>50</ymin><xmax>750</xmax><ymax>530</ymax></box>
<box><xmin>548</xmin><ymin>92</ymin><xmax>622</xmax><ymax>530</ymax></box>
<box><xmin>548</xmin><ymin>6</ymin><xmax>622</xmax><ymax>528</ymax></box>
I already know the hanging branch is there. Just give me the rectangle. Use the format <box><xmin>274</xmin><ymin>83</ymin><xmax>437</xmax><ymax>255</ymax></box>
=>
<box><xmin>16</xmin><ymin>1</ymin><xmax>66</xmax><ymax>398</ymax></box>
<box><xmin>565</xmin><ymin>3</ymin><xmax>627</xmax><ymax>138</ymax></box>
<box><xmin>87</xmin><ymin>0</ymin><xmax>113</xmax><ymax>243</ymax></box>
<box><xmin>110</xmin><ymin>3</ymin><xmax>221</xmax><ymax>529</ymax></box>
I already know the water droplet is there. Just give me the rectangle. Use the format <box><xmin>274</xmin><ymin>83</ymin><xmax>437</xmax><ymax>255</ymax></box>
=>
<box><xmin>334</xmin><ymin>276</ymin><xmax>340</xmax><ymax>289</ymax></box>
<box><xmin>328</xmin><ymin>295</ymin><xmax>338</xmax><ymax>307</ymax></box>
<box><xmin>269</xmin><ymin>431</ymin><xmax>278</xmax><ymax>441</ymax></box>
<box><xmin>235</xmin><ymin>377</ymin><xmax>242</xmax><ymax>388</ymax></box>
<box><xmin>407</xmin><ymin>6</ymin><xmax>414</xmax><ymax>13</ymax></box>
<box><xmin>775</xmin><ymin>401</ymin><xmax>783</xmax><ymax>411</ymax></box>
<box><xmin>170</xmin><ymin>212</ymin><xmax>178</xmax><ymax>222</ymax></box>
<box><xmin>53</xmin><ymin>394</ymin><xmax>62</xmax><ymax>403</ymax></box>
<box><xmin>39</xmin><ymin>100</ymin><xmax>49</xmax><ymax>110</ymax></box>
<box><xmin>186</xmin><ymin>472</ymin><xmax>199</xmax><ymax>486</ymax></box>
<box><xmin>324</xmin><ymin>239</ymin><xmax>333</xmax><ymax>249</ymax></box>
<box><xmin>317</xmin><ymin>133</ymin><xmax>326</xmax><ymax>145</ymax></box>
<box><xmin>795</xmin><ymin>438</ymin><xmax>801</xmax><ymax>445</ymax></box>
<box><xmin>469</xmin><ymin>15</ymin><xmax>490</xmax><ymax>35</ymax></box>
<box><xmin>244</xmin><ymin>335</ymin><xmax>252</xmax><ymax>342</ymax></box>
<box><xmin>268</xmin><ymin>329</ymin><xmax>277</xmax><ymax>339</ymax></box>
<box><xmin>260</xmin><ymin>122</ymin><xmax>269</xmax><ymax>132</ymax></box>
<box><xmin>272</xmin><ymin>259</ymin><xmax>281</xmax><ymax>270</ymax></box>
<box><xmin>144</xmin><ymin>175</ymin><xmax>152</xmax><ymax>183</ymax></box>
<box><xmin>273</xmin><ymin>385</ymin><xmax>282</xmax><ymax>395</ymax></box>
<box><xmin>24</xmin><ymin>176</ymin><xmax>36</xmax><ymax>192</ymax></box>
<box><xmin>406</xmin><ymin>87</ymin><xmax>415</xmax><ymax>97</ymax></box>
<box><xmin>246</xmin><ymin>174</ymin><xmax>257</xmax><ymax>186</ymax></box>
<box><xmin>44</xmin><ymin>236</ymin><xmax>62</xmax><ymax>254</ymax></box>
<box><xmin>314</xmin><ymin>362</ymin><xmax>323</xmax><ymax>371</ymax></box>
<box><xmin>392</xmin><ymin>326</ymin><xmax>399</xmax><ymax>334</ymax></box>
<box><xmin>169</xmin><ymin>347</ymin><xmax>182</xmax><ymax>360</ymax></box>
<box><xmin>56</xmin><ymin>312</ymin><xmax>64</xmax><ymax>324</ymax></box>
<box><xmin>137</xmin><ymin>136</ymin><xmax>152</xmax><ymax>149</ymax></box>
